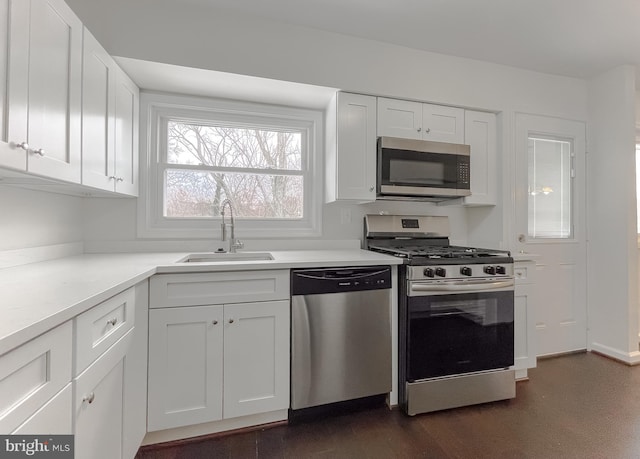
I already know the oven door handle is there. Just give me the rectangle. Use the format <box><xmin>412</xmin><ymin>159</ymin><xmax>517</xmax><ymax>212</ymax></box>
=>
<box><xmin>410</xmin><ymin>279</ymin><xmax>514</xmax><ymax>293</ymax></box>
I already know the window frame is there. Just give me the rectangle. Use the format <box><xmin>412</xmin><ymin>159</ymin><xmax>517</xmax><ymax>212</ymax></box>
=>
<box><xmin>137</xmin><ymin>92</ymin><xmax>323</xmax><ymax>239</ymax></box>
<box><xmin>526</xmin><ymin>134</ymin><xmax>575</xmax><ymax>240</ymax></box>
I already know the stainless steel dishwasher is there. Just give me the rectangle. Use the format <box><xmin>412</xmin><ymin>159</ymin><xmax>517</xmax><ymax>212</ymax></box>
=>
<box><xmin>290</xmin><ymin>266</ymin><xmax>392</xmax><ymax>412</ymax></box>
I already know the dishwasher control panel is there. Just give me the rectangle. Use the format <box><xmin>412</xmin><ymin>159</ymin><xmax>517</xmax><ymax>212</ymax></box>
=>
<box><xmin>291</xmin><ymin>266</ymin><xmax>392</xmax><ymax>295</ymax></box>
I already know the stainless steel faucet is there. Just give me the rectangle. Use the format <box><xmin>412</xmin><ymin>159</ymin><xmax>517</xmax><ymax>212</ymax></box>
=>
<box><xmin>220</xmin><ymin>199</ymin><xmax>244</xmax><ymax>253</ymax></box>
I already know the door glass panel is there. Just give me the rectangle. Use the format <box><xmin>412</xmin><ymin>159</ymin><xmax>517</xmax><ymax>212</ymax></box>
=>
<box><xmin>527</xmin><ymin>136</ymin><xmax>573</xmax><ymax>238</ymax></box>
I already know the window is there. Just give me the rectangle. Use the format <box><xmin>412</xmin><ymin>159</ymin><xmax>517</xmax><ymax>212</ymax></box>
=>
<box><xmin>527</xmin><ymin>136</ymin><xmax>573</xmax><ymax>238</ymax></box>
<box><xmin>139</xmin><ymin>93</ymin><xmax>322</xmax><ymax>238</ymax></box>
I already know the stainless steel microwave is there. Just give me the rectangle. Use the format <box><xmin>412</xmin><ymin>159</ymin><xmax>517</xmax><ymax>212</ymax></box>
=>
<box><xmin>377</xmin><ymin>136</ymin><xmax>471</xmax><ymax>200</ymax></box>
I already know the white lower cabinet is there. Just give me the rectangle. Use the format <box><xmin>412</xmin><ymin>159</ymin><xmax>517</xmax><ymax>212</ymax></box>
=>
<box><xmin>223</xmin><ymin>301</ymin><xmax>290</xmax><ymax>419</ymax></box>
<box><xmin>148</xmin><ymin>299</ymin><xmax>289</xmax><ymax>432</ymax></box>
<box><xmin>74</xmin><ymin>330</ymin><xmax>132</xmax><ymax>459</ymax></box>
<box><xmin>0</xmin><ymin>321</ymin><xmax>72</xmax><ymax>434</ymax></box>
<box><xmin>147</xmin><ymin>305</ymin><xmax>224</xmax><ymax>431</ymax></box>
<box><xmin>514</xmin><ymin>260</ymin><xmax>537</xmax><ymax>379</ymax></box>
<box><xmin>12</xmin><ymin>384</ymin><xmax>73</xmax><ymax>434</ymax></box>
<box><xmin>122</xmin><ymin>281</ymin><xmax>149</xmax><ymax>459</ymax></box>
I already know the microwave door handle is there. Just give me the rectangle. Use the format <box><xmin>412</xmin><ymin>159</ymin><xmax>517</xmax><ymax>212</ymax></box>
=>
<box><xmin>410</xmin><ymin>280</ymin><xmax>514</xmax><ymax>293</ymax></box>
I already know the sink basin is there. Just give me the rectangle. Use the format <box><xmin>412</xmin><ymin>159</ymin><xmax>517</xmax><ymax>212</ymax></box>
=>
<box><xmin>178</xmin><ymin>252</ymin><xmax>274</xmax><ymax>263</ymax></box>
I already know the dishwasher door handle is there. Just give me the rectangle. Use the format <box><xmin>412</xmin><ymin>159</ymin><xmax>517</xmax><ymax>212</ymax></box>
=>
<box><xmin>295</xmin><ymin>268</ymin><xmax>390</xmax><ymax>281</ymax></box>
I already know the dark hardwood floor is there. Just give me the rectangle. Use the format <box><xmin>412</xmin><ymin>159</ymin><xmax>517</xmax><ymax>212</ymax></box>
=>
<box><xmin>136</xmin><ymin>352</ymin><xmax>640</xmax><ymax>458</ymax></box>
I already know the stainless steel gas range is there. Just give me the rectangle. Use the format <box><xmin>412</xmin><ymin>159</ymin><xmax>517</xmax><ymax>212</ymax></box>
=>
<box><xmin>364</xmin><ymin>214</ymin><xmax>516</xmax><ymax>416</ymax></box>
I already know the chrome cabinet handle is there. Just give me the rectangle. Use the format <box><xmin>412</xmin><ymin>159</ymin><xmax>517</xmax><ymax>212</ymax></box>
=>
<box><xmin>33</xmin><ymin>148</ymin><xmax>45</xmax><ymax>156</ymax></box>
<box><xmin>417</xmin><ymin>127</ymin><xmax>422</xmax><ymax>132</ymax></box>
<box><xmin>116</xmin><ymin>177</ymin><xmax>124</xmax><ymax>182</ymax></box>
<box><xmin>16</xmin><ymin>142</ymin><xmax>29</xmax><ymax>151</ymax></box>
<box><xmin>83</xmin><ymin>392</ymin><xmax>95</xmax><ymax>404</ymax></box>
<box><xmin>369</xmin><ymin>186</ymin><xmax>374</xmax><ymax>192</ymax></box>
<box><xmin>212</xmin><ymin>320</ymin><xmax>218</xmax><ymax>325</ymax></box>
<box><xmin>106</xmin><ymin>317</ymin><xmax>118</xmax><ymax>326</ymax></box>
<box><xmin>425</xmin><ymin>128</ymin><xmax>431</xmax><ymax>134</ymax></box>
<box><xmin>228</xmin><ymin>318</ymin><xmax>234</xmax><ymax>324</ymax></box>
<box><xmin>109</xmin><ymin>176</ymin><xmax>117</xmax><ymax>181</ymax></box>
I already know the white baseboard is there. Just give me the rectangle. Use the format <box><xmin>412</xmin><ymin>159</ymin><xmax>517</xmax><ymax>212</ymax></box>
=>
<box><xmin>141</xmin><ymin>410</ymin><xmax>288</xmax><ymax>446</ymax></box>
<box><xmin>590</xmin><ymin>342</ymin><xmax>640</xmax><ymax>365</ymax></box>
<box><xmin>0</xmin><ymin>242</ymin><xmax>83</xmax><ymax>269</ymax></box>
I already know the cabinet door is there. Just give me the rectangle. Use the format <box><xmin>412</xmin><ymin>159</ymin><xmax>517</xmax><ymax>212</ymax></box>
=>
<box><xmin>0</xmin><ymin>0</ymin><xmax>29</xmax><ymax>170</ymax></box>
<box><xmin>223</xmin><ymin>300</ymin><xmax>290</xmax><ymax>419</ymax></box>
<box><xmin>113</xmin><ymin>67</ymin><xmax>139</xmax><ymax>196</ymax></box>
<box><xmin>122</xmin><ymin>281</ymin><xmax>148</xmax><ymax>459</ymax></box>
<box><xmin>377</xmin><ymin>98</ymin><xmax>422</xmax><ymax>139</ymax></box>
<box><xmin>25</xmin><ymin>0</ymin><xmax>82</xmax><ymax>182</ymax></box>
<box><xmin>75</xmin><ymin>331</ymin><xmax>132</xmax><ymax>459</ymax></box>
<box><xmin>422</xmin><ymin>104</ymin><xmax>464</xmax><ymax>143</ymax></box>
<box><xmin>335</xmin><ymin>92</ymin><xmax>377</xmax><ymax>201</ymax></box>
<box><xmin>81</xmin><ymin>27</ymin><xmax>116</xmax><ymax>192</ymax></box>
<box><xmin>514</xmin><ymin>261</ymin><xmax>537</xmax><ymax>376</ymax></box>
<box><xmin>147</xmin><ymin>305</ymin><xmax>224</xmax><ymax>431</ymax></box>
<box><xmin>463</xmin><ymin>110</ymin><xmax>497</xmax><ymax>206</ymax></box>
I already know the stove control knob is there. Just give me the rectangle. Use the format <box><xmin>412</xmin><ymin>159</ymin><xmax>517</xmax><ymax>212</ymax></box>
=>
<box><xmin>435</xmin><ymin>267</ymin><xmax>446</xmax><ymax>277</ymax></box>
<box><xmin>460</xmin><ymin>267</ymin><xmax>472</xmax><ymax>276</ymax></box>
<box><xmin>423</xmin><ymin>268</ymin><xmax>435</xmax><ymax>278</ymax></box>
<box><xmin>496</xmin><ymin>265</ymin><xmax>507</xmax><ymax>275</ymax></box>
<box><xmin>484</xmin><ymin>266</ymin><xmax>496</xmax><ymax>275</ymax></box>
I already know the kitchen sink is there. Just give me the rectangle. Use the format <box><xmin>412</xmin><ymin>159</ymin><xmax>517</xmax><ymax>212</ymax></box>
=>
<box><xmin>177</xmin><ymin>252</ymin><xmax>274</xmax><ymax>263</ymax></box>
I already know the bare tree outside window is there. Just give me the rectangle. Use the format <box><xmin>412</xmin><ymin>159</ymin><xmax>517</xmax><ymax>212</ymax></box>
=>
<box><xmin>164</xmin><ymin>121</ymin><xmax>304</xmax><ymax>219</ymax></box>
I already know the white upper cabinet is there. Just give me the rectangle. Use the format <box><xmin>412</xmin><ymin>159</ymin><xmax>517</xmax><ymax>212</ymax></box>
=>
<box><xmin>0</xmin><ymin>1</ymin><xmax>138</xmax><ymax>195</ymax></box>
<box><xmin>113</xmin><ymin>66</ymin><xmax>139</xmax><ymax>196</ymax></box>
<box><xmin>326</xmin><ymin>92</ymin><xmax>377</xmax><ymax>202</ymax></box>
<box><xmin>377</xmin><ymin>98</ymin><xmax>422</xmax><ymax>140</ymax></box>
<box><xmin>377</xmin><ymin>97</ymin><xmax>464</xmax><ymax>144</ymax></box>
<box><xmin>82</xmin><ymin>28</ymin><xmax>139</xmax><ymax>196</ymax></box>
<box><xmin>15</xmin><ymin>0</ymin><xmax>82</xmax><ymax>182</ymax></box>
<box><xmin>82</xmin><ymin>27</ymin><xmax>117</xmax><ymax>191</ymax></box>
<box><xmin>0</xmin><ymin>0</ymin><xmax>29</xmax><ymax>170</ymax></box>
<box><xmin>463</xmin><ymin>110</ymin><xmax>497</xmax><ymax>206</ymax></box>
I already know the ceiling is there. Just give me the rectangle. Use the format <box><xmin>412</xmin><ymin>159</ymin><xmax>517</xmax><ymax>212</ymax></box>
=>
<box><xmin>173</xmin><ymin>0</ymin><xmax>640</xmax><ymax>82</ymax></box>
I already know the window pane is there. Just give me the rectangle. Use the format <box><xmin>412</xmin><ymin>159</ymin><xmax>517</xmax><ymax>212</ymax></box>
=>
<box><xmin>527</xmin><ymin>137</ymin><xmax>572</xmax><ymax>238</ymax></box>
<box><xmin>164</xmin><ymin>169</ymin><xmax>303</xmax><ymax>219</ymax></box>
<box><xmin>167</xmin><ymin>121</ymin><xmax>302</xmax><ymax>170</ymax></box>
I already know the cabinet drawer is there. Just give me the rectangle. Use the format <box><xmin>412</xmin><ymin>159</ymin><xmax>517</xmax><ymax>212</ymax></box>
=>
<box><xmin>12</xmin><ymin>384</ymin><xmax>73</xmax><ymax>434</ymax></box>
<box><xmin>0</xmin><ymin>321</ymin><xmax>72</xmax><ymax>433</ymax></box>
<box><xmin>75</xmin><ymin>287</ymin><xmax>135</xmax><ymax>375</ymax></box>
<box><xmin>150</xmin><ymin>270</ymin><xmax>289</xmax><ymax>308</ymax></box>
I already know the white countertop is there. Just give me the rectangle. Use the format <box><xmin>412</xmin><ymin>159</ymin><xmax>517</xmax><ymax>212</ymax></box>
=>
<box><xmin>0</xmin><ymin>250</ymin><xmax>402</xmax><ymax>356</ymax></box>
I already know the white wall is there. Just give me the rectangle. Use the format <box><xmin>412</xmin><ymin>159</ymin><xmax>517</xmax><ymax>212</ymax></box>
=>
<box><xmin>587</xmin><ymin>65</ymin><xmax>639</xmax><ymax>362</ymax></box>
<box><xmin>0</xmin><ymin>186</ymin><xmax>84</xmax><ymax>251</ymax></box>
<box><xmin>66</xmin><ymin>0</ymin><xmax>589</xmax><ymax>253</ymax></box>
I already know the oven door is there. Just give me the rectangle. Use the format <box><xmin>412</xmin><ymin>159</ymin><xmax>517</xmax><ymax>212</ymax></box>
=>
<box><xmin>406</xmin><ymin>289</ymin><xmax>514</xmax><ymax>381</ymax></box>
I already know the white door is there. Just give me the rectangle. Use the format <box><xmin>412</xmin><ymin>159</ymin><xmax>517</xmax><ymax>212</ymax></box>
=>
<box><xmin>26</xmin><ymin>0</ymin><xmax>82</xmax><ymax>182</ymax></box>
<box><xmin>377</xmin><ymin>98</ymin><xmax>422</xmax><ymax>140</ymax></box>
<box><xmin>75</xmin><ymin>358</ymin><xmax>124</xmax><ymax>459</ymax></box>
<box><xmin>514</xmin><ymin>113</ymin><xmax>587</xmax><ymax>356</ymax></box>
<box><xmin>81</xmin><ymin>27</ymin><xmax>116</xmax><ymax>191</ymax></box>
<box><xmin>223</xmin><ymin>300</ymin><xmax>290</xmax><ymax>419</ymax></box>
<box><xmin>113</xmin><ymin>67</ymin><xmax>139</xmax><ymax>196</ymax></box>
<box><xmin>422</xmin><ymin>103</ymin><xmax>465</xmax><ymax>144</ymax></box>
<box><xmin>0</xmin><ymin>0</ymin><xmax>29</xmax><ymax>170</ymax></box>
<box><xmin>335</xmin><ymin>92</ymin><xmax>377</xmax><ymax>201</ymax></box>
<box><xmin>147</xmin><ymin>305</ymin><xmax>224</xmax><ymax>431</ymax></box>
